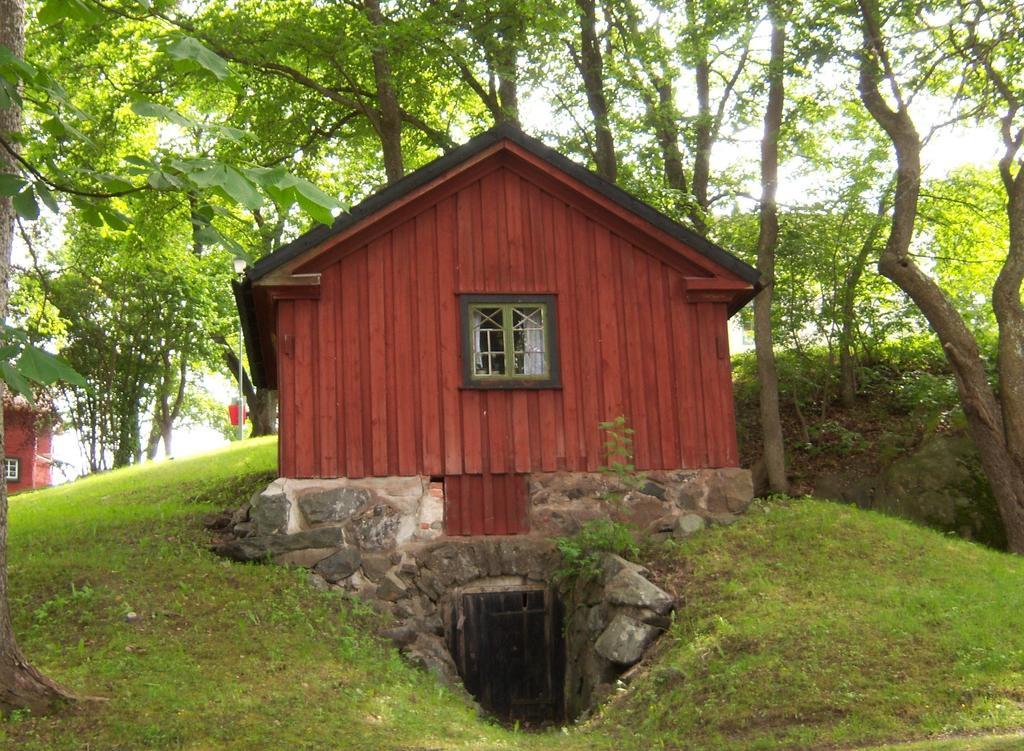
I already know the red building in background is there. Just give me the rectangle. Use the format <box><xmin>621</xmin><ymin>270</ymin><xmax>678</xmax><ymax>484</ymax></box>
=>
<box><xmin>4</xmin><ymin>394</ymin><xmax>54</xmax><ymax>493</ymax></box>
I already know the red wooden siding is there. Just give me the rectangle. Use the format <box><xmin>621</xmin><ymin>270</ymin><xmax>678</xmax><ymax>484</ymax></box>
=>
<box><xmin>4</xmin><ymin>408</ymin><xmax>53</xmax><ymax>493</ymax></box>
<box><xmin>275</xmin><ymin>165</ymin><xmax>740</xmax><ymax>479</ymax></box>
<box><xmin>445</xmin><ymin>474</ymin><xmax>528</xmax><ymax>536</ymax></box>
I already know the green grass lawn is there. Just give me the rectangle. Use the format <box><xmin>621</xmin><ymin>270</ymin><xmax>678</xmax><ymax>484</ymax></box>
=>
<box><xmin>2</xmin><ymin>438</ymin><xmax>1023</xmax><ymax>750</ymax></box>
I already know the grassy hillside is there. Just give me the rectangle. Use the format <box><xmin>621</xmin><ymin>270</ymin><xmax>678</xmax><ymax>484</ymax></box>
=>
<box><xmin>2</xmin><ymin>439</ymin><xmax>1023</xmax><ymax>750</ymax></box>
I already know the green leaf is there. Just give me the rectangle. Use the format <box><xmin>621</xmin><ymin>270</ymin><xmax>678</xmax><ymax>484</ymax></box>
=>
<box><xmin>79</xmin><ymin>205</ymin><xmax>104</xmax><ymax>227</ymax></box>
<box><xmin>165</xmin><ymin>37</ymin><xmax>230</xmax><ymax>80</ymax></box>
<box><xmin>220</xmin><ymin>167</ymin><xmax>263</xmax><ymax>212</ymax></box>
<box><xmin>94</xmin><ymin>172</ymin><xmax>135</xmax><ymax>192</ymax></box>
<box><xmin>147</xmin><ymin>170</ymin><xmax>184</xmax><ymax>190</ymax></box>
<box><xmin>99</xmin><ymin>206</ymin><xmax>131</xmax><ymax>232</ymax></box>
<box><xmin>0</xmin><ymin>361</ymin><xmax>34</xmax><ymax>401</ymax></box>
<box><xmin>0</xmin><ymin>173</ymin><xmax>26</xmax><ymax>196</ymax></box>
<box><xmin>0</xmin><ymin>45</ymin><xmax>36</xmax><ymax>80</ymax></box>
<box><xmin>39</xmin><ymin>0</ymin><xmax>102</xmax><ymax>24</ymax></box>
<box><xmin>245</xmin><ymin>166</ymin><xmax>291</xmax><ymax>189</ymax></box>
<box><xmin>16</xmin><ymin>345</ymin><xmax>87</xmax><ymax>388</ymax></box>
<box><xmin>130</xmin><ymin>98</ymin><xmax>193</xmax><ymax>128</ymax></box>
<box><xmin>292</xmin><ymin>179</ymin><xmax>340</xmax><ymax>225</ymax></box>
<box><xmin>35</xmin><ymin>182</ymin><xmax>59</xmax><ymax>213</ymax></box>
<box><xmin>12</xmin><ymin>188</ymin><xmax>39</xmax><ymax>220</ymax></box>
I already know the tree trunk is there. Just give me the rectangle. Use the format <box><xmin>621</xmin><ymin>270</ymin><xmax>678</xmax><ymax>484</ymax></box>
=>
<box><xmin>493</xmin><ymin>1</ymin><xmax>521</xmax><ymax>126</ymax></box>
<box><xmin>753</xmin><ymin>12</ymin><xmax>788</xmax><ymax>495</ymax></box>
<box><xmin>993</xmin><ymin>118</ymin><xmax>1024</xmax><ymax>480</ymax></box>
<box><xmin>838</xmin><ymin>186</ymin><xmax>892</xmax><ymax>407</ymax></box>
<box><xmin>690</xmin><ymin>52</ymin><xmax>712</xmax><ymax>233</ymax></box>
<box><xmin>574</xmin><ymin>0</ymin><xmax>616</xmax><ymax>182</ymax></box>
<box><xmin>857</xmin><ymin>0</ymin><xmax>1024</xmax><ymax>552</ymax></box>
<box><xmin>0</xmin><ymin>0</ymin><xmax>75</xmax><ymax>714</ymax></box>
<box><xmin>219</xmin><ymin>339</ymin><xmax>277</xmax><ymax>436</ymax></box>
<box><xmin>364</xmin><ymin>0</ymin><xmax>404</xmax><ymax>183</ymax></box>
<box><xmin>250</xmin><ymin>388</ymin><xmax>278</xmax><ymax>437</ymax></box>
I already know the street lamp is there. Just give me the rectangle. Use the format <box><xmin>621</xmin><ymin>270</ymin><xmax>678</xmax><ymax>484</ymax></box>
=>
<box><xmin>233</xmin><ymin>258</ymin><xmax>247</xmax><ymax>441</ymax></box>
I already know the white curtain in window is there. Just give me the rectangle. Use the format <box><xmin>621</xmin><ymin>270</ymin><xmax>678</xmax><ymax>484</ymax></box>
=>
<box><xmin>523</xmin><ymin>324</ymin><xmax>544</xmax><ymax>375</ymax></box>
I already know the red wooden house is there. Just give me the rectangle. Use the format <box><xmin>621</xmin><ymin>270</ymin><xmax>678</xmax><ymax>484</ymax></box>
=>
<box><xmin>236</xmin><ymin>125</ymin><xmax>759</xmax><ymax>535</ymax></box>
<box><xmin>4</xmin><ymin>394</ymin><xmax>55</xmax><ymax>493</ymax></box>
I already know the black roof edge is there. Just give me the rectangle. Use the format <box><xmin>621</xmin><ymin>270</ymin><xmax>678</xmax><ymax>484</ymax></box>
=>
<box><xmin>250</xmin><ymin>122</ymin><xmax>760</xmax><ymax>287</ymax></box>
<box><xmin>233</xmin><ymin>276</ymin><xmax>269</xmax><ymax>389</ymax></box>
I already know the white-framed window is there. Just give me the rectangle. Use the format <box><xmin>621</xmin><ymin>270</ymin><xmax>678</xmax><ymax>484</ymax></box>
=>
<box><xmin>4</xmin><ymin>457</ymin><xmax>19</xmax><ymax>482</ymax></box>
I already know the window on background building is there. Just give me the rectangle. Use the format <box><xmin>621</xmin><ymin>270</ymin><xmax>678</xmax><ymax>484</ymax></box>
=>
<box><xmin>460</xmin><ymin>295</ymin><xmax>559</xmax><ymax>388</ymax></box>
<box><xmin>4</xmin><ymin>457</ymin><xmax>19</xmax><ymax>482</ymax></box>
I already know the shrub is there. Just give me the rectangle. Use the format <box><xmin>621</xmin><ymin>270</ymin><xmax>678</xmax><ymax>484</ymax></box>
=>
<box><xmin>555</xmin><ymin>519</ymin><xmax>639</xmax><ymax>584</ymax></box>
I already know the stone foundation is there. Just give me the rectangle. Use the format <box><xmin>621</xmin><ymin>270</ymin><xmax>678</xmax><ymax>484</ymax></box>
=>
<box><xmin>211</xmin><ymin>467</ymin><xmax>752</xmax><ymax>718</ymax></box>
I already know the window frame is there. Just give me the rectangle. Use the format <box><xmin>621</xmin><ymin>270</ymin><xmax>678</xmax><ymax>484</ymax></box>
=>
<box><xmin>459</xmin><ymin>294</ymin><xmax>561</xmax><ymax>389</ymax></box>
<box><xmin>4</xmin><ymin>457</ymin><xmax>20</xmax><ymax>483</ymax></box>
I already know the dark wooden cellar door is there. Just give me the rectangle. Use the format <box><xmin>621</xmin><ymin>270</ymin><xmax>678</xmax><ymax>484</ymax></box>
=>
<box><xmin>448</xmin><ymin>588</ymin><xmax>565</xmax><ymax>723</ymax></box>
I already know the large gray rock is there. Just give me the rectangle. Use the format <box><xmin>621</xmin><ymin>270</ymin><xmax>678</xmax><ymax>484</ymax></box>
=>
<box><xmin>594</xmin><ymin>614</ymin><xmax>659</xmax><ymax>665</ymax></box>
<box><xmin>603</xmin><ymin>568</ymin><xmax>674</xmax><ymax>615</ymax></box>
<box><xmin>875</xmin><ymin>435</ymin><xmax>1005</xmax><ymax>548</ymax></box>
<box><xmin>315</xmin><ymin>546</ymin><xmax>362</xmax><ymax>582</ymax></box>
<box><xmin>705</xmin><ymin>468</ymin><xmax>754</xmax><ymax>514</ymax></box>
<box><xmin>213</xmin><ymin>527</ymin><xmax>346</xmax><ymax>562</ymax></box>
<box><xmin>297</xmin><ymin>486</ymin><xmax>369</xmax><ymax>526</ymax></box>
<box><xmin>673</xmin><ymin>513</ymin><xmax>705</xmax><ymax>538</ymax></box>
<box><xmin>403</xmin><ymin>633</ymin><xmax>465</xmax><ymax>692</ymax></box>
<box><xmin>352</xmin><ymin>503</ymin><xmax>402</xmax><ymax>549</ymax></box>
<box><xmin>419</xmin><ymin>543</ymin><xmax>480</xmax><ymax>586</ymax></box>
<box><xmin>250</xmin><ymin>490</ymin><xmax>290</xmax><ymax>535</ymax></box>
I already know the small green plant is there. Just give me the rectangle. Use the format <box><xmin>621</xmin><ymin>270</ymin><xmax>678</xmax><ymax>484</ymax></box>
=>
<box><xmin>555</xmin><ymin>519</ymin><xmax>640</xmax><ymax>584</ymax></box>
<box><xmin>598</xmin><ymin>415</ymin><xmax>647</xmax><ymax>498</ymax></box>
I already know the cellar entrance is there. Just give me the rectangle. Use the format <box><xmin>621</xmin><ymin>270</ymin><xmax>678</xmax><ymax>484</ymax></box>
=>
<box><xmin>445</xmin><ymin>584</ymin><xmax>566</xmax><ymax>724</ymax></box>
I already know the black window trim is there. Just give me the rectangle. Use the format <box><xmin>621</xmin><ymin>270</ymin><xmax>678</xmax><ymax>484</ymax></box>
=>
<box><xmin>459</xmin><ymin>293</ymin><xmax>561</xmax><ymax>389</ymax></box>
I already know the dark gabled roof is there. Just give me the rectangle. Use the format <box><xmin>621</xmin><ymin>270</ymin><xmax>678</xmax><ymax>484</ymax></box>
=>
<box><xmin>249</xmin><ymin>122</ymin><xmax>759</xmax><ymax>285</ymax></box>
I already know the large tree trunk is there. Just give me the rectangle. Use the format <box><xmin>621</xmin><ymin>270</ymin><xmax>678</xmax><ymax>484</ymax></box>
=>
<box><xmin>753</xmin><ymin>12</ymin><xmax>788</xmax><ymax>495</ymax></box>
<box><xmin>857</xmin><ymin>0</ymin><xmax>1024</xmax><ymax>551</ymax></box>
<box><xmin>992</xmin><ymin>112</ymin><xmax>1024</xmax><ymax>484</ymax></box>
<box><xmin>492</xmin><ymin>1</ymin><xmax>521</xmax><ymax>126</ymax></box>
<box><xmin>0</xmin><ymin>0</ymin><xmax>75</xmax><ymax>714</ymax></box>
<box><xmin>219</xmin><ymin>339</ymin><xmax>276</xmax><ymax>436</ymax></box>
<box><xmin>364</xmin><ymin>0</ymin><xmax>404</xmax><ymax>183</ymax></box>
<box><xmin>573</xmin><ymin>0</ymin><xmax>616</xmax><ymax>182</ymax></box>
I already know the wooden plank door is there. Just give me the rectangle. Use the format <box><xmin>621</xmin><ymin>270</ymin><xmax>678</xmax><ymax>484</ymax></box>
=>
<box><xmin>447</xmin><ymin>588</ymin><xmax>565</xmax><ymax>723</ymax></box>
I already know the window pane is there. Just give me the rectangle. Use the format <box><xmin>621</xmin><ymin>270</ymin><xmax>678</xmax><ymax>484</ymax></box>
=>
<box><xmin>511</xmin><ymin>305</ymin><xmax>545</xmax><ymax>375</ymax></box>
<box><xmin>472</xmin><ymin>307</ymin><xmax>506</xmax><ymax>375</ymax></box>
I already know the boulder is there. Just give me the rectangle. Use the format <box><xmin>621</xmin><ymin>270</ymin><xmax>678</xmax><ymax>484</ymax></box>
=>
<box><xmin>403</xmin><ymin>633</ymin><xmax>464</xmax><ymax>692</ymax></box>
<box><xmin>594</xmin><ymin>614</ymin><xmax>659</xmax><ymax>665</ymax></box>
<box><xmin>360</xmin><ymin>552</ymin><xmax>393</xmax><ymax>582</ymax></box>
<box><xmin>250</xmin><ymin>490</ymin><xmax>290</xmax><ymax>535</ymax></box>
<box><xmin>315</xmin><ymin>546</ymin><xmax>363</xmax><ymax>583</ymax></box>
<box><xmin>352</xmin><ymin>503</ymin><xmax>402</xmax><ymax>549</ymax></box>
<box><xmin>212</xmin><ymin>526</ymin><xmax>346</xmax><ymax>562</ymax></box>
<box><xmin>603</xmin><ymin>568</ymin><xmax>674</xmax><ymax>615</ymax></box>
<box><xmin>673</xmin><ymin>513</ymin><xmax>705</xmax><ymax>538</ymax></box>
<box><xmin>420</xmin><ymin>543</ymin><xmax>480</xmax><ymax>586</ymax></box>
<box><xmin>705</xmin><ymin>468</ymin><xmax>754</xmax><ymax>514</ymax></box>
<box><xmin>377</xmin><ymin>571</ymin><xmax>411</xmax><ymax>601</ymax></box>
<box><xmin>274</xmin><ymin>547</ymin><xmax>336</xmax><ymax>567</ymax></box>
<box><xmin>875</xmin><ymin>435</ymin><xmax>1005</xmax><ymax>548</ymax></box>
<box><xmin>297</xmin><ymin>486</ymin><xmax>369</xmax><ymax>526</ymax></box>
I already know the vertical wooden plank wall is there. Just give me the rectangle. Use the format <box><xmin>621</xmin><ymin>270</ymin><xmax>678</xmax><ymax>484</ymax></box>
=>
<box><xmin>277</xmin><ymin>166</ymin><xmax>740</xmax><ymax>478</ymax></box>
